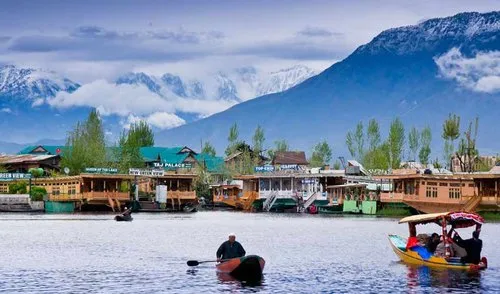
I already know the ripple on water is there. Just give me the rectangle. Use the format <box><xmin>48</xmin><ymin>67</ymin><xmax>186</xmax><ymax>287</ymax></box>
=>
<box><xmin>0</xmin><ymin>212</ymin><xmax>499</xmax><ymax>293</ymax></box>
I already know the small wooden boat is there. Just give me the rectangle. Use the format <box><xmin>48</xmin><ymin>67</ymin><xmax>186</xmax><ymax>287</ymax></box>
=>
<box><xmin>216</xmin><ymin>255</ymin><xmax>265</xmax><ymax>281</ymax></box>
<box><xmin>114</xmin><ymin>214</ymin><xmax>133</xmax><ymax>222</ymax></box>
<box><xmin>389</xmin><ymin>212</ymin><xmax>487</xmax><ymax>271</ymax></box>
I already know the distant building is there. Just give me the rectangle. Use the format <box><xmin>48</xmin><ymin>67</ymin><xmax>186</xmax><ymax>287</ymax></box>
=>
<box><xmin>271</xmin><ymin>151</ymin><xmax>309</xmax><ymax>171</ymax></box>
<box><xmin>451</xmin><ymin>155</ymin><xmax>498</xmax><ymax>173</ymax></box>
<box><xmin>0</xmin><ymin>154</ymin><xmax>61</xmax><ymax>173</ymax></box>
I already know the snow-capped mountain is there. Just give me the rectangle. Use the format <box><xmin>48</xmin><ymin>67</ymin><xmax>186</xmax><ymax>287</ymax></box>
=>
<box><xmin>0</xmin><ymin>65</ymin><xmax>80</xmax><ymax>102</ymax></box>
<box><xmin>115</xmin><ymin>65</ymin><xmax>317</xmax><ymax>103</ymax></box>
<box><xmin>157</xmin><ymin>11</ymin><xmax>500</xmax><ymax>155</ymax></box>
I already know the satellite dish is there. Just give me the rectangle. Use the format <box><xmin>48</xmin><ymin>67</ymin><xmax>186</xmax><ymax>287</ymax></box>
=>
<box><xmin>64</xmin><ymin>167</ymin><xmax>70</xmax><ymax>175</ymax></box>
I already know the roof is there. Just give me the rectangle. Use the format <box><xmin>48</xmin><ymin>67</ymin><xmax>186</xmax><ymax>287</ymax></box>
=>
<box><xmin>17</xmin><ymin>145</ymin><xmax>65</xmax><ymax>155</ymax></box>
<box><xmin>0</xmin><ymin>154</ymin><xmax>59</xmax><ymax>164</ymax></box>
<box><xmin>273</xmin><ymin>151</ymin><xmax>308</xmax><ymax>165</ymax></box>
<box><xmin>399</xmin><ymin>212</ymin><xmax>484</xmax><ymax>227</ymax></box>
<box><xmin>196</xmin><ymin>153</ymin><xmax>224</xmax><ymax>173</ymax></box>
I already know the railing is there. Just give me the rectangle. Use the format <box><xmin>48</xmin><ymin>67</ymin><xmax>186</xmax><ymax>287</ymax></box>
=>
<box><xmin>48</xmin><ymin>194</ymin><xmax>83</xmax><ymax>202</ymax></box>
<box><xmin>263</xmin><ymin>191</ymin><xmax>278</xmax><ymax>212</ymax></box>
<box><xmin>462</xmin><ymin>195</ymin><xmax>482</xmax><ymax>212</ymax></box>
<box><xmin>168</xmin><ymin>191</ymin><xmax>196</xmax><ymax>200</ymax></box>
<box><xmin>303</xmin><ymin>192</ymin><xmax>319</xmax><ymax>209</ymax></box>
<box><xmin>83</xmin><ymin>191</ymin><xmax>130</xmax><ymax>201</ymax></box>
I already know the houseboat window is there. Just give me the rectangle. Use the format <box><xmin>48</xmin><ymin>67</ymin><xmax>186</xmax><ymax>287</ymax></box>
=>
<box><xmin>427</xmin><ymin>182</ymin><xmax>437</xmax><ymax>186</ymax></box>
<box><xmin>272</xmin><ymin>179</ymin><xmax>280</xmax><ymax>191</ymax></box>
<box><xmin>448</xmin><ymin>188</ymin><xmax>461</xmax><ymax>199</ymax></box>
<box><xmin>439</xmin><ymin>183</ymin><xmax>448</xmax><ymax>187</ymax></box>
<box><xmin>260</xmin><ymin>179</ymin><xmax>270</xmax><ymax>191</ymax></box>
<box><xmin>449</xmin><ymin>183</ymin><xmax>460</xmax><ymax>187</ymax></box>
<box><xmin>52</xmin><ymin>187</ymin><xmax>60</xmax><ymax>195</ymax></box>
<box><xmin>469</xmin><ymin>183</ymin><xmax>475</xmax><ymax>188</ymax></box>
<box><xmin>421</xmin><ymin>181</ymin><xmax>425</xmax><ymax>185</ymax></box>
<box><xmin>405</xmin><ymin>183</ymin><xmax>415</xmax><ymax>195</ymax></box>
<box><xmin>282</xmin><ymin>178</ymin><xmax>291</xmax><ymax>191</ymax></box>
<box><xmin>426</xmin><ymin>187</ymin><xmax>437</xmax><ymax>198</ymax></box>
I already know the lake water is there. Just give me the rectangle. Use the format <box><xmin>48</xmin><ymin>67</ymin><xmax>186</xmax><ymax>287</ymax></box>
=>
<box><xmin>0</xmin><ymin>211</ymin><xmax>499</xmax><ymax>293</ymax></box>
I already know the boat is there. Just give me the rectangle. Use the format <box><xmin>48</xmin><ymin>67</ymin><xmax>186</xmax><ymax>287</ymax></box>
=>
<box><xmin>389</xmin><ymin>212</ymin><xmax>487</xmax><ymax>271</ymax></box>
<box><xmin>216</xmin><ymin>255</ymin><xmax>265</xmax><ymax>281</ymax></box>
<box><xmin>114</xmin><ymin>214</ymin><xmax>133</xmax><ymax>222</ymax></box>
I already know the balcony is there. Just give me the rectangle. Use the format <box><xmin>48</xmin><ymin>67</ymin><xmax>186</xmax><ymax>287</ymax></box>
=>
<box><xmin>82</xmin><ymin>191</ymin><xmax>130</xmax><ymax>201</ymax></box>
<box><xmin>168</xmin><ymin>190</ymin><xmax>196</xmax><ymax>200</ymax></box>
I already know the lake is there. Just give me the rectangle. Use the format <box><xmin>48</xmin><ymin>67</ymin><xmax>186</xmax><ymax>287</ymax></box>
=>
<box><xmin>0</xmin><ymin>211</ymin><xmax>499</xmax><ymax>293</ymax></box>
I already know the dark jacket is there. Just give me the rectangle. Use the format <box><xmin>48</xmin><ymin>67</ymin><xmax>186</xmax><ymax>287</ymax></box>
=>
<box><xmin>426</xmin><ymin>238</ymin><xmax>440</xmax><ymax>254</ymax></box>
<box><xmin>454</xmin><ymin>235</ymin><xmax>482</xmax><ymax>264</ymax></box>
<box><xmin>216</xmin><ymin>241</ymin><xmax>246</xmax><ymax>260</ymax></box>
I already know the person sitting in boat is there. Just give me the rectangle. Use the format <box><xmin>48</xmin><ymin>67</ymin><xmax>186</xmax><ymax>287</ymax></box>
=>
<box><xmin>426</xmin><ymin>233</ymin><xmax>440</xmax><ymax>254</ymax></box>
<box><xmin>453</xmin><ymin>230</ymin><xmax>483</xmax><ymax>264</ymax></box>
<box><xmin>216</xmin><ymin>233</ymin><xmax>246</xmax><ymax>262</ymax></box>
<box><xmin>122</xmin><ymin>206</ymin><xmax>132</xmax><ymax>217</ymax></box>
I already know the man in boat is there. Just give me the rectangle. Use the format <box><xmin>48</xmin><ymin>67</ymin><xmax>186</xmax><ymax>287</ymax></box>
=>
<box><xmin>426</xmin><ymin>233</ymin><xmax>440</xmax><ymax>254</ymax></box>
<box><xmin>123</xmin><ymin>206</ymin><xmax>132</xmax><ymax>216</ymax></box>
<box><xmin>216</xmin><ymin>233</ymin><xmax>246</xmax><ymax>262</ymax></box>
<box><xmin>453</xmin><ymin>230</ymin><xmax>483</xmax><ymax>264</ymax></box>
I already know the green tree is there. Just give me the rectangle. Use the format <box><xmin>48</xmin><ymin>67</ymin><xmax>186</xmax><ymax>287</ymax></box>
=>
<box><xmin>362</xmin><ymin>142</ymin><xmax>390</xmax><ymax>170</ymax></box>
<box><xmin>408</xmin><ymin>127</ymin><xmax>420</xmax><ymax>161</ymax></box>
<box><xmin>193</xmin><ymin>163</ymin><xmax>212</xmax><ymax>199</ymax></box>
<box><xmin>201</xmin><ymin>141</ymin><xmax>216</xmax><ymax>156</ymax></box>
<box><xmin>367</xmin><ymin>119</ymin><xmax>381</xmax><ymax>151</ymax></box>
<box><xmin>225</xmin><ymin>123</ymin><xmax>240</xmax><ymax>156</ymax></box>
<box><xmin>83</xmin><ymin>109</ymin><xmax>107</xmax><ymax>167</ymax></box>
<box><xmin>267</xmin><ymin>139</ymin><xmax>289</xmax><ymax>159</ymax></box>
<box><xmin>387</xmin><ymin>118</ymin><xmax>405</xmax><ymax>169</ymax></box>
<box><xmin>419</xmin><ymin>126</ymin><xmax>432</xmax><ymax>165</ymax></box>
<box><xmin>354</xmin><ymin>122</ymin><xmax>364</xmax><ymax>159</ymax></box>
<box><xmin>333</xmin><ymin>160</ymin><xmax>342</xmax><ymax>170</ymax></box>
<box><xmin>346</xmin><ymin>131</ymin><xmax>356</xmax><ymax>158</ymax></box>
<box><xmin>252</xmin><ymin>125</ymin><xmax>265</xmax><ymax>156</ymax></box>
<box><xmin>127</xmin><ymin>120</ymin><xmax>154</xmax><ymax>147</ymax></box>
<box><xmin>442</xmin><ymin>113</ymin><xmax>461</xmax><ymax>168</ymax></box>
<box><xmin>310</xmin><ymin>141</ymin><xmax>333</xmax><ymax>167</ymax></box>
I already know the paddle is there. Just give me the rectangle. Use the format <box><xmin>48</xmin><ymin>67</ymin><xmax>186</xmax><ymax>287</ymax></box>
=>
<box><xmin>187</xmin><ymin>259</ymin><xmax>226</xmax><ymax>266</ymax></box>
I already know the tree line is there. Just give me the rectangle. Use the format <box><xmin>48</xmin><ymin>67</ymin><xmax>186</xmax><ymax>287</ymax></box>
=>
<box><xmin>62</xmin><ymin>109</ymin><xmax>155</xmax><ymax>175</ymax></box>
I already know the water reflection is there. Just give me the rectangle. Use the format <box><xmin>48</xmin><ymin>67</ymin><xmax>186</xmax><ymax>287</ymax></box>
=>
<box><xmin>216</xmin><ymin>272</ymin><xmax>264</xmax><ymax>289</ymax></box>
<box><xmin>405</xmin><ymin>264</ymin><xmax>482</xmax><ymax>293</ymax></box>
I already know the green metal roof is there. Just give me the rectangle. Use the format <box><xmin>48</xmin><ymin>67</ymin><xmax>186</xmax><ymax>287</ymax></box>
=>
<box><xmin>17</xmin><ymin>145</ymin><xmax>223</xmax><ymax>172</ymax></box>
<box><xmin>17</xmin><ymin>145</ymin><xmax>65</xmax><ymax>155</ymax></box>
<box><xmin>196</xmin><ymin>153</ymin><xmax>224</xmax><ymax>173</ymax></box>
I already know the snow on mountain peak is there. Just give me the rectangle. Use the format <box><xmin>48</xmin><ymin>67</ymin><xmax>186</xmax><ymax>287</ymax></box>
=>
<box><xmin>0</xmin><ymin>65</ymin><xmax>80</xmax><ymax>101</ymax></box>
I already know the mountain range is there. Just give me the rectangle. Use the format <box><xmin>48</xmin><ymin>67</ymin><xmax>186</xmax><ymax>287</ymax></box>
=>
<box><xmin>156</xmin><ymin>11</ymin><xmax>500</xmax><ymax>156</ymax></box>
<box><xmin>1</xmin><ymin>11</ymin><xmax>499</xmax><ymax>158</ymax></box>
<box><xmin>0</xmin><ymin>64</ymin><xmax>316</xmax><ymax>153</ymax></box>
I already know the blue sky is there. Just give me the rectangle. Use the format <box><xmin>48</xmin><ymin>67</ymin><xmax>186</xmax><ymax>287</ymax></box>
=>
<box><xmin>0</xmin><ymin>0</ymin><xmax>498</xmax><ymax>82</ymax></box>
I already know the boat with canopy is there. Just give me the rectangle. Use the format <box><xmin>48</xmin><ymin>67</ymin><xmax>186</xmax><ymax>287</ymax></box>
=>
<box><xmin>389</xmin><ymin>212</ymin><xmax>487</xmax><ymax>271</ymax></box>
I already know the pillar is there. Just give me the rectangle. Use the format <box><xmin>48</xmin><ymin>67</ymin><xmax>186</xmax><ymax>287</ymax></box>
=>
<box><xmin>496</xmin><ymin>179</ymin><xmax>498</xmax><ymax>205</ymax></box>
<box><xmin>91</xmin><ymin>180</ymin><xmax>94</xmax><ymax>191</ymax></box>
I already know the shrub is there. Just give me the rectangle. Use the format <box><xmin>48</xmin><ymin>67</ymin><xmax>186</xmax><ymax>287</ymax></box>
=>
<box><xmin>8</xmin><ymin>182</ymin><xmax>28</xmax><ymax>194</ymax></box>
<box><xmin>30</xmin><ymin>186</ymin><xmax>47</xmax><ymax>201</ymax></box>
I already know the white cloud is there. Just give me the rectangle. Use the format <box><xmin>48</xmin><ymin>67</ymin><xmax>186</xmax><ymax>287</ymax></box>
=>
<box><xmin>435</xmin><ymin>48</ymin><xmax>500</xmax><ymax>93</ymax></box>
<box><xmin>32</xmin><ymin>98</ymin><xmax>44</xmax><ymax>107</ymax></box>
<box><xmin>48</xmin><ymin>80</ymin><xmax>175</xmax><ymax>116</ymax></box>
<box><xmin>124</xmin><ymin>112</ymin><xmax>186</xmax><ymax>130</ymax></box>
<box><xmin>0</xmin><ymin>107</ymin><xmax>12</xmax><ymax>113</ymax></box>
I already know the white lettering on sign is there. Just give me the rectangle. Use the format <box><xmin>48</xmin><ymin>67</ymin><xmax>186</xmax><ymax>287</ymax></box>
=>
<box><xmin>129</xmin><ymin>168</ymin><xmax>165</xmax><ymax>176</ymax></box>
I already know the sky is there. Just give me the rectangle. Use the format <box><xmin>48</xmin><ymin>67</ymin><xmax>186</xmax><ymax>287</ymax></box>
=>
<box><xmin>0</xmin><ymin>0</ymin><xmax>499</xmax><ymax>82</ymax></box>
<box><xmin>0</xmin><ymin>0</ymin><xmax>499</xmax><ymax>142</ymax></box>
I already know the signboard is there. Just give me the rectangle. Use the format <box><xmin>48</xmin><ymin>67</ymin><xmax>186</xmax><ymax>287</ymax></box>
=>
<box><xmin>0</xmin><ymin>173</ymin><xmax>32</xmax><ymax>181</ymax></box>
<box><xmin>301</xmin><ymin>179</ymin><xmax>318</xmax><ymax>184</ymax></box>
<box><xmin>129</xmin><ymin>168</ymin><xmax>165</xmax><ymax>177</ymax></box>
<box><xmin>278</xmin><ymin>164</ymin><xmax>299</xmax><ymax>171</ymax></box>
<box><xmin>84</xmin><ymin>167</ymin><xmax>118</xmax><ymax>174</ymax></box>
<box><xmin>153</xmin><ymin>162</ymin><xmax>193</xmax><ymax>169</ymax></box>
<box><xmin>254</xmin><ymin>165</ymin><xmax>275</xmax><ymax>172</ymax></box>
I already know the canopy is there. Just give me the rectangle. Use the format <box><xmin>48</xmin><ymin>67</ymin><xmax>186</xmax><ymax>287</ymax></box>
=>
<box><xmin>399</xmin><ymin>212</ymin><xmax>484</xmax><ymax>228</ymax></box>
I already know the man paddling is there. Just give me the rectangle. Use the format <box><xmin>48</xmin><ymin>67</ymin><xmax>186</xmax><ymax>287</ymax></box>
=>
<box><xmin>216</xmin><ymin>233</ymin><xmax>246</xmax><ymax>262</ymax></box>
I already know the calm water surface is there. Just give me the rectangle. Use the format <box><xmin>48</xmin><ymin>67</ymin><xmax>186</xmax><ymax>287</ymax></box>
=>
<box><xmin>0</xmin><ymin>211</ymin><xmax>499</xmax><ymax>293</ymax></box>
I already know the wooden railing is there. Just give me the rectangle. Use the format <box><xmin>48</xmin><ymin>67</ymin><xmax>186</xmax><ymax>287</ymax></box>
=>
<box><xmin>48</xmin><ymin>194</ymin><xmax>83</xmax><ymax>202</ymax></box>
<box><xmin>82</xmin><ymin>191</ymin><xmax>130</xmax><ymax>201</ymax></box>
<box><xmin>168</xmin><ymin>191</ymin><xmax>196</xmax><ymax>200</ymax></box>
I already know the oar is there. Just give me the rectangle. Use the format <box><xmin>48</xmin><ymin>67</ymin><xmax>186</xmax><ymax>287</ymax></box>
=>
<box><xmin>187</xmin><ymin>259</ymin><xmax>226</xmax><ymax>266</ymax></box>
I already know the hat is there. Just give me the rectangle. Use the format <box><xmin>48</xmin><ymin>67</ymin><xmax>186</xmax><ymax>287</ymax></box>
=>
<box><xmin>228</xmin><ymin>233</ymin><xmax>236</xmax><ymax>237</ymax></box>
